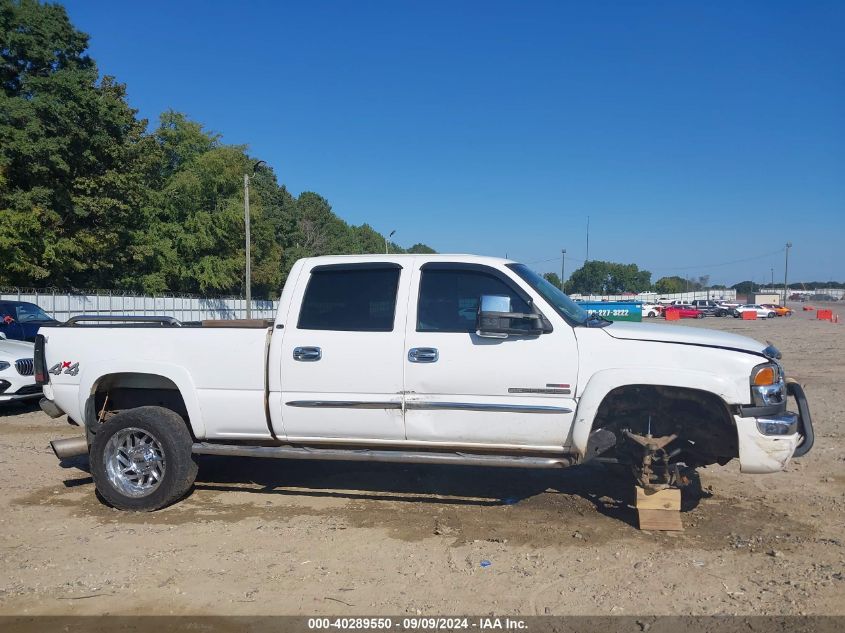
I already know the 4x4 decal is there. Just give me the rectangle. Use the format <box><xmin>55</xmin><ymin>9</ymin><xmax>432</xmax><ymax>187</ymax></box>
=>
<box><xmin>48</xmin><ymin>361</ymin><xmax>79</xmax><ymax>376</ymax></box>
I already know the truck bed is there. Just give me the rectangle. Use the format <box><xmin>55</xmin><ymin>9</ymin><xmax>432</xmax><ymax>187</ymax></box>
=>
<box><xmin>41</xmin><ymin>324</ymin><xmax>272</xmax><ymax>440</ymax></box>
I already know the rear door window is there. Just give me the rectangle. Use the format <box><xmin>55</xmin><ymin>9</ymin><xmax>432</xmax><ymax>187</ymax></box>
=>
<box><xmin>298</xmin><ymin>266</ymin><xmax>401</xmax><ymax>332</ymax></box>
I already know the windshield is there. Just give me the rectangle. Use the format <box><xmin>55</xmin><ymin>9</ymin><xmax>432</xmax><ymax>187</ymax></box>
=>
<box><xmin>507</xmin><ymin>263</ymin><xmax>592</xmax><ymax>325</ymax></box>
<box><xmin>15</xmin><ymin>303</ymin><xmax>53</xmax><ymax>322</ymax></box>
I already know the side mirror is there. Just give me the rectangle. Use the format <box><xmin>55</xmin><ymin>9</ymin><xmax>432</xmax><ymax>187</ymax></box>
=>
<box><xmin>476</xmin><ymin>295</ymin><xmax>545</xmax><ymax>338</ymax></box>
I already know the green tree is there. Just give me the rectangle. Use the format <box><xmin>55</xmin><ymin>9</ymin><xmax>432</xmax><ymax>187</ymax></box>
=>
<box><xmin>655</xmin><ymin>276</ymin><xmax>686</xmax><ymax>294</ymax></box>
<box><xmin>1</xmin><ymin>0</ymin><xmax>155</xmax><ymax>288</ymax></box>
<box><xmin>731</xmin><ymin>280</ymin><xmax>760</xmax><ymax>294</ymax></box>
<box><xmin>543</xmin><ymin>272</ymin><xmax>561</xmax><ymax>289</ymax></box>
<box><xmin>407</xmin><ymin>243</ymin><xmax>436</xmax><ymax>254</ymax></box>
<box><xmin>0</xmin><ymin>3</ymin><xmax>437</xmax><ymax>296</ymax></box>
<box><xmin>566</xmin><ymin>260</ymin><xmax>651</xmax><ymax>294</ymax></box>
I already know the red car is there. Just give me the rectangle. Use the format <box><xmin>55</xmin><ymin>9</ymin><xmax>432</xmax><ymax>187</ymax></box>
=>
<box><xmin>664</xmin><ymin>304</ymin><xmax>705</xmax><ymax>319</ymax></box>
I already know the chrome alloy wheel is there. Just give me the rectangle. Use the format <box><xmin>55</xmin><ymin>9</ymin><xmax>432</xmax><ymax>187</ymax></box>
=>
<box><xmin>104</xmin><ymin>427</ymin><xmax>166</xmax><ymax>498</ymax></box>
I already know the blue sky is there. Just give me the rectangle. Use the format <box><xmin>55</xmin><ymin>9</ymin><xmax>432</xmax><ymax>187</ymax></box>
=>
<box><xmin>63</xmin><ymin>0</ymin><xmax>844</xmax><ymax>285</ymax></box>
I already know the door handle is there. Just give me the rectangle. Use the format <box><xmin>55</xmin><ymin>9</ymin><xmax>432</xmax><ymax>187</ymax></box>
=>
<box><xmin>293</xmin><ymin>346</ymin><xmax>322</xmax><ymax>362</ymax></box>
<box><xmin>408</xmin><ymin>347</ymin><xmax>439</xmax><ymax>363</ymax></box>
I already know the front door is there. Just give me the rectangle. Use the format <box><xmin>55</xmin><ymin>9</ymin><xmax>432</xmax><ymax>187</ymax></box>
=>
<box><xmin>280</xmin><ymin>262</ymin><xmax>409</xmax><ymax>442</ymax></box>
<box><xmin>403</xmin><ymin>263</ymin><xmax>578</xmax><ymax>449</ymax></box>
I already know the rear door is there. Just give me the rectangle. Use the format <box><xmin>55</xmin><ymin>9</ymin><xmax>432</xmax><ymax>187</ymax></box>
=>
<box><xmin>403</xmin><ymin>262</ymin><xmax>578</xmax><ymax>449</ymax></box>
<box><xmin>279</xmin><ymin>262</ymin><xmax>410</xmax><ymax>442</ymax></box>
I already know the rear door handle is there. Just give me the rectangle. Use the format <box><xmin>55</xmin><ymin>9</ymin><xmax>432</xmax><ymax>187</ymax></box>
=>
<box><xmin>408</xmin><ymin>347</ymin><xmax>438</xmax><ymax>363</ymax></box>
<box><xmin>293</xmin><ymin>346</ymin><xmax>322</xmax><ymax>362</ymax></box>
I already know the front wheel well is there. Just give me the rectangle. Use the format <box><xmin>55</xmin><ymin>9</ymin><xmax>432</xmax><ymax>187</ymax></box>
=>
<box><xmin>592</xmin><ymin>384</ymin><xmax>738</xmax><ymax>468</ymax></box>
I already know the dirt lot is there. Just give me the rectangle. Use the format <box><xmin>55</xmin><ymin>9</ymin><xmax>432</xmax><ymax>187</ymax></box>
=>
<box><xmin>1</xmin><ymin>304</ymin><xmax>843</xmax><ymax>616</ymax></box>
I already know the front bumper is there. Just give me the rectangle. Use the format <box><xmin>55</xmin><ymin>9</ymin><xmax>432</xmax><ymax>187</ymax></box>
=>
<box><xmin>0</xmin><ymin>373</ymin><xmax>42</xmax><ymax>402</ymax></box>
<box><xmin>735</xmin><ymin>381</ymin><xmax>814</xmax><ymax>473</ymax></box>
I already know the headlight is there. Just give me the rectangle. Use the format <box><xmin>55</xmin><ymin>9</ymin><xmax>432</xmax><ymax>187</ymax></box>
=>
<box><xmin>0</xmin><ymin>361</ymin><xmax>10</xmax><ymax>371</ymax></box>
<box><xmin>750</xmin><ymin>362</ymin><xmax>785</xmax><ymax>407</ymax></box>
<box><xmin>752</xmin><ymin>365</ymin><xmax>777</xmax><ymax>385</ymax></box>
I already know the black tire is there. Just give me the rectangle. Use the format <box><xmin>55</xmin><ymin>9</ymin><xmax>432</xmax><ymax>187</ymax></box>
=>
<box><xmin>768</xmin><ymin>312</ymin><xmax>775</xmax><ymax>319</ymax></box>
<box><xmin>696</xmin><ymin>313</ymin><xmax>704</xmax><ymax>319</ymax></box>
<box><xmin>90</xmin><ymin>406</ymin><xmax>197</xmax><ymax>511</ymax></box>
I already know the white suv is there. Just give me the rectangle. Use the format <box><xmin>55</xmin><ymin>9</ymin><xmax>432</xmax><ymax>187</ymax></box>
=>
<box><xmin>0</xmin><ymin>333</ymin><xmax>40</xmax><ymax>403</ymax></box>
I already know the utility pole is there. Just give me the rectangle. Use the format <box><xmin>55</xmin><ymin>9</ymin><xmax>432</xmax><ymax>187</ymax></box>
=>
<box><xmin>243</xmin><ymin>173</ymin><xmax>251</xmax><ymax>319</ymax></box>
<box><xmin>783</xmin><ymin>242</ymin><xmax>792</xmax><ymax>305</ymax></box>
<box><xmin>585</xmin><ymin>216</ymin><xmax>590</xmax><ymax>263</ymax></box>
<box><xmin>771</xmin><ymin>267</ymin><xmax>774</xmax><ymax>290</ymax></box>
<box><xmin>244</xmin><ymin>160</ymin><xmax>266</xmax><ymax>319</ymax></box>
<box><xmin>385</xmin><ymin>229</ymin><xmax>396</xmax><ymax>255</ymax></box>
<box><xmin>560</xmin><ymin>249</ymin><xmax>566</xmax><ymax>290</ymax></box>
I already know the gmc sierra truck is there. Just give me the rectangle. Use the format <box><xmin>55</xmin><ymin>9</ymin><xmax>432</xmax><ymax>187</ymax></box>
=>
<box><xmin>35</xmin><ymin>255</ymin><xmax>813</xmax><ymax>511</ymax></box>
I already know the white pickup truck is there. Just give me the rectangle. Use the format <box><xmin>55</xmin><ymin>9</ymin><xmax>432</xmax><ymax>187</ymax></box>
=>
<box><xmin>35</xmin><ymin>255</ymin><xmax>813</xmax><ymax>511</ymax></box>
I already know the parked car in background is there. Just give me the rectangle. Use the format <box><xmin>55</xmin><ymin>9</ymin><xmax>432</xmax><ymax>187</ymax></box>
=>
<box><xmin>762</xmin><ymin>304</ymin><xmax>793</xmax><ymax>317</ymax></box>
<box><xmin>0</xmin><ymin>332</ymin><xmax>40</xmax><ymax>403</ymax></box>
<box><xmin>732</xmin><ymin>305</ymin><xmax>777</xmax><ymax>319</ymax></box>
<box><xmin>691</xmin><ymin>300</ymin><xmax>729</xmax><ymax>317</ymax></box>
<box><xmin>641</xmin><ymin>303</ymin><xmax>663</xmax><ymax>317</ymax></box>
<box><xmin>0</xmin><ymin>301</ymin><xmax>60</xmax><ymax>342</ymax></box>
<box><xmin>664</xmin><ymin>304</ymin><xmax>705</xmax><ymax>319</ymax></box>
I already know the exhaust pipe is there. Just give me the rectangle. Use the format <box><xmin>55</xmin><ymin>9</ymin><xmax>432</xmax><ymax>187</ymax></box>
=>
<box><xmin>50</xmin><ymin>437</ymin><xmax>88</xmax><ymax>460</ymax></box>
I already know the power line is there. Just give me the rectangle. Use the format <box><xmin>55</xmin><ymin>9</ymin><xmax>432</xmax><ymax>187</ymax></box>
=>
<box><xmin>649</xmin><ymin>248</ymin><xmax>786</xmax><ymax>272</ymax></box>
<box><xmin>521</xmin><ymin>248</ymin><xmax>784</xmax><ymax>274</ymax></box>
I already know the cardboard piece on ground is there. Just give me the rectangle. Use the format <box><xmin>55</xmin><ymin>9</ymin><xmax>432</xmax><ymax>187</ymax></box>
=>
<box><xmin>635</xmin><ymin>486</ymin><xmax>683</xmax><ymax>531</ymax></box>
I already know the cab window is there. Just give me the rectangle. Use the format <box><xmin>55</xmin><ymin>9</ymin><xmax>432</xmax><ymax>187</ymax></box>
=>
<box><xmin>298</xmin><ymin>266</ymin><xmax>400</xmax><ymax>332</ymax></box>
<box><xmin>417</xmin><ymin>268</ymin><xmax>530</xmax><ymax>332</ymax></box>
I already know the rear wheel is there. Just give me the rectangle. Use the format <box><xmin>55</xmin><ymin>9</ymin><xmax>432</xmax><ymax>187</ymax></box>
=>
<box><xmin>90</xmin><ymin>406</ymin><xmax>197</xmax><ymax>511</ymax></box>
<box><xmin>768</xmin><ymin>312</ymin><xmax>776</xmax><ymax>319</ymax></box>
<box><xmin>696</xmin><ymin>313</ymin><xmax>704</xmax><ymax>319</ymax></box>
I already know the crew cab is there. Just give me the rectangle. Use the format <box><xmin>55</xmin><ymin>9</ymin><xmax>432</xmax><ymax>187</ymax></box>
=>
<box><xmin>34</xmin><ymin>255</ymin><xmax>814</xmax><ymax>511</ymax></box>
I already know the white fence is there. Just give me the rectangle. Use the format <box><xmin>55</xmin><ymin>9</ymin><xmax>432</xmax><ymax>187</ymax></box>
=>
<box><xmin>570</xmin><ymin>289</ymin><xmax>738</xmax><ymax>303</ymax></box>
<box><xmin>1</xmin><ymin>288</ymin><xmax>278</xmax><ymax>322</ymax></box>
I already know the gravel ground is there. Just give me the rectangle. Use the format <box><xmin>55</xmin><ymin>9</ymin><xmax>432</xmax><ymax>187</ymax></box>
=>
<box><xmin>1</xmin><ymin>303</ymin><xmax>843</xmax><ymax>616</ymax></box>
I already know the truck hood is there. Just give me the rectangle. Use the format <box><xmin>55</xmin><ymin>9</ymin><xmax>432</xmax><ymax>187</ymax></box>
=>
<box><xmin>603</xmin><ymin>321</ymin><xmax>766</xmax><ymax>356</ymax></box>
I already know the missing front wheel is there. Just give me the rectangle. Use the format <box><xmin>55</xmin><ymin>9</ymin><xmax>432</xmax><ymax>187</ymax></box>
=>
<box><xmin>621</xmin><ymin>429</ymin><xmax>690</xmax><ymax>491</ymax></box>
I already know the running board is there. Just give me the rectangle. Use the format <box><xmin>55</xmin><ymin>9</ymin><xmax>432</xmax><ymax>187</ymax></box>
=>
<box><xmin>191</xmin><ymin>442</ymin><xmax>574</xmax><ymax>469</ymax></box>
